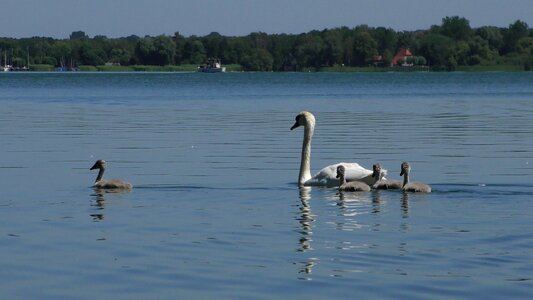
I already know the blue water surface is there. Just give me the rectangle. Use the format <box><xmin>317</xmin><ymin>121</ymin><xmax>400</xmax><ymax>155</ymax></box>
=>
<box><xmin>1</xmin><ymin>72</ymin><xmax>533</xmax><ymax>299</ymax></box>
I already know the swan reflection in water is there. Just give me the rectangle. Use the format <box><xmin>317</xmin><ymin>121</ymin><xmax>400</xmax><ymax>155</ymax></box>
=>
<box><xmin>399</xmin><ymin>192</ymin><xmax>411</xmax><ymax>232</ymax></box>
<box><xmin>89</xmin><ymin>187</ymin><xmax>131</xmax><ymax>222</ymax></box>
<box><xmin>335</xmin><ymin>189</ymin><xmax>383</xmax><ymax>233</ymax></box>
<box><xmin>297</xmin><ymin>187</ymin><xmax>313</xmax><ymax>252</ymax></box>
<box><xmin>401</xmin><ymin>192</ymin><xmax>410</xmax><ymax>218</ymax></box>
<box><xmin>371</xmin><ymin>191</ymin><xmax>383</xmax><ymax>214</ymax></box>
<box><xmin>336</xmin><ymin>189</ymin><xmax>383</xmax><ymax>214</ymax></box>
<box><xmin>90</xmin><ymin>188</ymin><xmax>107</xmax><ymax>221</ymax></box>
<box><xmin>296</xmin><ymin>186</ymin><xmax>318</xmax><ymax>279</ymax></box>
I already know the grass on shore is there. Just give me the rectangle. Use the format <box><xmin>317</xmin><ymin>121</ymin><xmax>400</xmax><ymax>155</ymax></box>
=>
<box><xmin>27</xmin><ymin>63</ymin><xmax>526</xmax><ymax>73</ymax></box>
<box><xmin>29</xmin><ymin>64</ymin><xmax>243</xmax><ymax>72</ymax></box>
<box><xmin>455</xmin><ymin>64</ymin><xmax>525</xmax><ymax>72</ymax></box>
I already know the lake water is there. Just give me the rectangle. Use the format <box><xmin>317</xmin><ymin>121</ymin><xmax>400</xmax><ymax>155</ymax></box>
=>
<box><xmin>1</xmin><ymin>72</ymin><xmax>532</xmax><ymax>299</ymax></box>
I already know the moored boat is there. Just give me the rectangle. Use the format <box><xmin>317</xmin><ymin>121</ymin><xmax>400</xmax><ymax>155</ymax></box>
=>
<box><xmin>198</xmin><ymin>58</ymin><xmax>226</xmax><ymax>73</ymax></box>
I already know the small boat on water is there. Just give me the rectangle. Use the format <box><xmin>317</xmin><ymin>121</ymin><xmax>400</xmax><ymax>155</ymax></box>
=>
<box><xmin>2</xmin><ymin>65</ymin><xmax>13</xmax><ymax>72</ymax></box>
<box><xmin>198</xmin><ymin>58</ymin><xmax>226</xmax><ymax>73</ymax></box>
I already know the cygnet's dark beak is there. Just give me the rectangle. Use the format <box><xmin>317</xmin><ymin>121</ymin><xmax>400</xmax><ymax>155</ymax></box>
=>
<box><xmin>290</xmin><ymin>121</ymin><xmax>300</xmax><ymax>130</ymax></box>
<box><xmin>400</xmin><ymin>169</ymin><xmax>405</xmax><ymax>176</ymax></box>
<box><xmin>336</xmin><ymin>172</ymin><xmax>340</xmax><ymax>179</ymax></box>
<box><xmin>90</xmin><ymin>162</ymin><xmax>99</xmax><ymax>170</ymax></box>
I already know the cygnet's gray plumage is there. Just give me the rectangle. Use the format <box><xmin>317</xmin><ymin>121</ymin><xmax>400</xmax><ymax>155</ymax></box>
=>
<box><xmin>372</xmin><ymin>163</ymin><xmax>402</xmax><ymax>190</ymax></box>
<box><xmin>336</xmin><ymin>165</ymin><xmax>371</xmax><ymax>192</ymax></box>
<box><xmin>90</xmin><ymin>160</ymin><xmax>132</xmax><ymax>190</ymax></box>
<box><xmin>400</xmin><ymin>162</ymin><xmax>431</xmax><ymax>193</ymax></box>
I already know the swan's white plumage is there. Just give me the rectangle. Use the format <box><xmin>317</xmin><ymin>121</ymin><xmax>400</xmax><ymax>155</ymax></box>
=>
<box><xmin>306</xmin><ymin>162</ymin><xmax>375</xmax><ymax>187</ymax></box>
<box><xmin>291</xmin><ymin>111</ymin><xmax>383</xmax><ymax>187</ymax></box>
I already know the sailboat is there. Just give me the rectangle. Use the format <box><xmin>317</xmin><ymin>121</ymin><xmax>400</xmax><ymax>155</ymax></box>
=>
<box><xmin>2</xmin><ymin>49</ymin><xmax>13</xmax><ymax>72</ymax></box>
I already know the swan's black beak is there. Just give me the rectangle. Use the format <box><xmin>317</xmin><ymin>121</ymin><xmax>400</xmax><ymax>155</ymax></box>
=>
<box><xmin>90</xmin><ymin>163</ymin><xmax>99</xmax><ymax>170</ymax></box>
<box><xmin>400</xmin><ymin>169</ymin><xmax>405</xmax><ymax>176</ymax></box>
<box><xmin>336</xmin><ymin>173</ymin><xmax>340</xmax><ymax>179</ymax></box>
<box><xmin>290</xmin><ymin>121</ymin><xmax>300</xmax><ymax>130</ymax></box>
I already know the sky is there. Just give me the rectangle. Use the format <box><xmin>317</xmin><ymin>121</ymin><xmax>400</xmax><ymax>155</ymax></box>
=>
<box><xmin>1</xmin><ymin>0</ymin><xmax>532</xmax><ymax>39</ymax></box>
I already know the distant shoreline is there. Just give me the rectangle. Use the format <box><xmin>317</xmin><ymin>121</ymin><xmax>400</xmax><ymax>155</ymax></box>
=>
<box><xmin>13</xmin><ymin>64</ymin><xmax>528</xmax><ymax>73</ymax></box>
<box><xmin>2</xmin><ymin>17</ymin><xmax>532</xmax><ymax>73</ymax></box>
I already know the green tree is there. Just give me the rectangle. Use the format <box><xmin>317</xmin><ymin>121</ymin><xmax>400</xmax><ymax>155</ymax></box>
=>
<box><xmin>517</xmin><ymin>37</ymin><xmax>533</xmax><ymax>54</ymax></box>
<box><xmin>268</xmin><ymin>34</ymin><xmax>297</xmax><ymax>71</ymax></box>
<box><xmin>79</xmin><ymin>42</ymin><xmax>107</xmax><ymax>65</ymax></box>
<box><xmin>342</xmin><ymin>36</ymin><xmax>354</xmax><ymax>66</ymax></box>
<box><xmin>352</xmin><ymin>31</ymin><xmax>378</xmax><ymax>66</ymax></box>
<box><xmin>468</xmin><ymin>36</ymin><xmax>492</xmax><ymax>62</ymax></box>
<box><xmin>173</xmin><ymin>32</ymin><xmax>186</xmax><ymax>64</ymax></box>
<box><xmin>382</xmin><ymin>49</ymin><xmax>393</xmax><ymax>66</ymax></box>
<box><xmin>322</xmin><ymin>30</ymin><xmax>344</xmax><ymax>66</ymax></box>
<box><xmin>152</xmin><ymin>35</ymin><xmax>176</xmax><ymax>65</ymax></box>
<box><xmin>371</xmin><ymin>27</ymin><xmax>397</xmax><ymax>55</ymax></box>
<box><xmin>476</xmin><ymin>26</ymin><xmax>504</xmax><ymax>51</ymax></box>
<box><xmin>240</xmin><ymin>48</ymin><xmax>273</xmax><ymax>71</ymax></box>
<box><xmin>293</xmin><ymin>34</ymin><xmax>325</xmax><ymax>69</ymax></box>
<box><xmin>223</xmin><ymin>37</ymin><xmax>247</xmax><ymax>65</ymax></box>
<box><xmin>419</xmin><ymin>33</ymin><xmax>455</xmax><ymax>70</ymax></box>
<box><xmin>135</xmin><ymin>37</ymin><xmax>155</xmax><ymax>65</ymax></box>
<box><xmin>50</xmin><ymin>41</ymin><xmax>72</xmax><ymax>67</ymax></box>
<box><xmin>414</xmin><ymin>56</ymin><xmax>427</xmax><ymax>66</ymax></box>
<box><xmin>269</xmin><ymin>34</ymin><xmax>295</xmax><ymax>71</ymax></box>
<box><xmin>249</xmin><ymin>32</ymin><xmax>270</xmax><ymax>49</ymax></box>
<box><xmin>455</xmin><ymin>41</ymin><xmax>471</xmax><ymax>65</ymax></box>
<box><xmin>502</xmin><ymin>20</ymin><xmax>529</xmax><ymax>54</ymax></box>
<box><xmin>397</xmin><ymin>31</ymin><xmax>415</xmax><ymax>49</ymax></box>
<box><xmin>109</xmin><ymin>48</ymin><xmax>132</xmax><ymax>65</ymax></box>
<box><xmin>182</xmin><ymin>38</ymin><xmax>206</xmax><ymax>64</ymax></box>
<box><xmin>441</xmin><ymin>16</ymin><xmax>472</xmax><ymax>41</ymax></box>
<box><xmin>203</xmin><ymin>32</ymin><xmax>225</xmax><ymax>59</ymax></box>
<box><xmin>27</xmin><ymin>39</ymin><xmax>50</xmax><ymax>64</ymax></box>
<box><xmin>134</xmin><ymin>35</ymin><xmax>176</xmax><ymax>65</ymax></box>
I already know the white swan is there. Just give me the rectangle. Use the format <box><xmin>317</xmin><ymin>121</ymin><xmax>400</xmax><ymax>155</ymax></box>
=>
<box><xmin>90</xmin><ymin>160</ymin><xmax>133</xmax><ymax>190</ymax></box>
<box><xmin>336</xmin><ymin>165</ymin><xmax>371</xmax><ymax>192</ymax></box>
<box><xmin>290</xmin><ymin>111</ymin><xmax>380</xmax><ymax>187</ymax></box>
<box><xmin>372</xmin><ymin>163</ymin><xmax>402</xmax><ymax>190</ymax></box>
<box><xmin>400</xmin><ymin>162</ymin><xmax>431</xmax><ymax>193</ymax></box>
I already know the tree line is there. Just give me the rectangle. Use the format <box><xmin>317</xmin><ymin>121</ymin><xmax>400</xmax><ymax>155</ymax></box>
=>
<box><xmin>1</xmin><ymin>16</ymin><xmax>532</xmax><ymax>71</ymax></box>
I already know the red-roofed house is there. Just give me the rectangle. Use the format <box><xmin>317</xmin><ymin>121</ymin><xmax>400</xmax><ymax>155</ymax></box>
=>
<box><xmin>391</xmin><ymin>48</ymin><xmax>413</xmax><ymax>66</ymax></box>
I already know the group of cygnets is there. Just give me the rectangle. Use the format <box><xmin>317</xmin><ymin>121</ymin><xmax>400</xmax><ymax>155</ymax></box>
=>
<box><xmin>337</xmin><ymin>162</ymin><xmax>431</xmax><ymax>193</ymax></box>
<box><xmin>89</xmin><ymin>110</ymin><xmax>430</xmax><ymax>193</ymax></box>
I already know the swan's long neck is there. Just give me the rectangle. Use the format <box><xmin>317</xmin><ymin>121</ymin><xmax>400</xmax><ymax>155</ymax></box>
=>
<box><xmin>95</xmin><ymin>168</ymin><xmax>105</xmax><ymax>183</ymax></box>
<box><xmin>402</xmin><ymin>171</ymin><xmax>410</xmax><ymax>187</ymax></box>
<box><xmin>299</xmin><ymin>121</ymin><xmax>314</xmax><ymax>185</ymax></box>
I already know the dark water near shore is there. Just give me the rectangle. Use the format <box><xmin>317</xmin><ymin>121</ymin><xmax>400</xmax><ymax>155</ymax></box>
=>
<box><xmin>1</xmin><ymin>72</ymin><xmax>532</xmax><ymax>299</ymax></box>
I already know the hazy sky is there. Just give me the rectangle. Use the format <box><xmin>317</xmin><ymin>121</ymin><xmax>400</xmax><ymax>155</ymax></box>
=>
<box><xmin>1</xmin><ymin>0</ymin><xmax>532</xmax><ymax>38</ymax></box>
